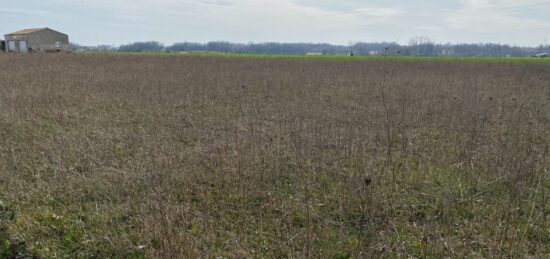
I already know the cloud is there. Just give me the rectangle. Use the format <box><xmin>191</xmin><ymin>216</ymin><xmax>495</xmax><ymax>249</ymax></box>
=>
<box><xmin>74</xmin><ymin>0</ymin><xmax>385</xmax><ymax>43</ymax></box>
<box><xmin>461</xmin><ymin>0</ymin><xmax>549</xmax><ymax>9</ymax></box>
<box><xmin>411</xmin><ymin>25</ymin><xmax>445</xmax><ymax>32</ymax></box>
<box><xmin>1</xmin><ymin>0</ymin><xmax>549</xmax><ymax>46</ymax></box>
<box><xmin>0</xmin><ymin>7</ymin><xmax>51</xmax><ymax>16</ymax></box>
<box><xmin>355</xmin><ymin>7</ymin><xmax>402</xmax><ymax>18</ymax></box>
<box><xmin>444</xmin><ymin>0</ymin><xmax>550</xmax><ymax>31</ymax></box>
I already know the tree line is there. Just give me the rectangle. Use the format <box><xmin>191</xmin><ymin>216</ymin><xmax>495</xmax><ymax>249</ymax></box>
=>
<box><xmin>71</xmin><ymin>39</ymin><xmax>550</xmax><ymax>57</ymax></box>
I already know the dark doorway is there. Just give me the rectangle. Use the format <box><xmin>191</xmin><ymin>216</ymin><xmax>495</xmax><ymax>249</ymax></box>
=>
<box><xmin>0</xmin><ymin>41</ymin><xmax>5</xmax><ymax>52</ymax></box>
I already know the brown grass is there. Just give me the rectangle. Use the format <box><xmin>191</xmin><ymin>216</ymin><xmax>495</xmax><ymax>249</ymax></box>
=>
<box><xmin>0</xmin><ymin>54</ymin><xmax>549</xmax><ymax>258</ymax></box>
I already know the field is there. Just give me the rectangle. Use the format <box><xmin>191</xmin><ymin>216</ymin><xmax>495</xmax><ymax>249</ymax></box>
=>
<box><xmin>110</xmin><ymin>52</ymin><xmax>550</xmax><ymax>64</ymax></box>
<box><xmin>0</xmin><ymin>54</ymin><xmax>548</xmax><ymax>258</ymax></box>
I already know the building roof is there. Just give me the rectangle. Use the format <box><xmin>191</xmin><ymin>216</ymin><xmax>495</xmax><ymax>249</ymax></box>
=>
<box><xmin>5</xmin><ymin>28</ymin><xmax>67</xmax><ymax>36</ymax></box>
<box><xmin>6</xmin><ymin>28</ymin><xmax>47</xmax><ymax>36</ymax></box>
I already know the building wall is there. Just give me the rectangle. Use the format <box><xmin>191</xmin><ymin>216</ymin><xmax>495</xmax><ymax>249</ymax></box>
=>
<box><xmin>27</xmin><ymin>29</ymin><xmax>70</xmax><ymax>51</ymax></box>
<box><xmin>4</xmin><ymin>35</ymin><xmax>29</xmax><ymax>52</ymax></box>
<box><xmin>5</xmin><ymin>29</ymin><xmax>70</xmax><ymax>53</ymax></box>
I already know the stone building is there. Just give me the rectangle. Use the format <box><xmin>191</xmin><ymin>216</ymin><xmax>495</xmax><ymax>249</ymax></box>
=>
<box><xmin>4</xmin><ymin>28</ymin><xmax>69</xmax><ymax>53</ymax></box>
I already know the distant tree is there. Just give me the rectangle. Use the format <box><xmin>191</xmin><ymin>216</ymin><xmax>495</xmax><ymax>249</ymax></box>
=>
<box><xmin>408</xmin><ymin>36</ymin><xmax>435</xmax><ymax>56</ymax></box>
<box><xmin>69</xmin><ymin>43</ymin><xmax>82</xmax><ymax>51</ymax></box>
<box><xmin>70</xmin><ymin>40</ymin><xmax>545</xmax><ymax>58</ymax></box>
<box><xmin>166</xmin><ymin>42</ymin><xmax>205</xmax><ymax>52</ymax></box>
<box><xmin>118</xmin><ymin>41</ymin><xmax>164</xmax><ymax>52</ymax></box>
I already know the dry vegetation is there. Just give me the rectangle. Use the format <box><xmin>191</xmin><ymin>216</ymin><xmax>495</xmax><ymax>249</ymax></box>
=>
<box><xmin>0</xmin><ymin>54</ymin><xmax>549</xmax><ymax>258</ymax></box>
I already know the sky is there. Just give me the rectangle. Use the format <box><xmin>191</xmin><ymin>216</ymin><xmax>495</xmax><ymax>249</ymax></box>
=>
<box><xmin>1</xmin><ymin>0</ymin><xmax>550</xmax><ymax>46</ymax></box>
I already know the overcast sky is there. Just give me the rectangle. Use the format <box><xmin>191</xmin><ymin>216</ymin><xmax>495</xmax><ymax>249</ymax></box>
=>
<box><xmin>1</xmin><ymin>0</ymin><xmax>550</xmax><ymax>46</ymax></box>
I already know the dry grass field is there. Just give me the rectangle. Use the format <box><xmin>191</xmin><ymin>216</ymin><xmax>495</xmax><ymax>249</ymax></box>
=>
<box><xmin>0</xmin><ymin>54</ymin><xmax>549</xmax><ymax>258</ymax></box>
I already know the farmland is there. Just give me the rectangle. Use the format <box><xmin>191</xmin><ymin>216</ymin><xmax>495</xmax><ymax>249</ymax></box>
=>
<box><xmin>0</xmin><ymin>54</ymin><xmax>549</xmax><ymax>258</ymax></box>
